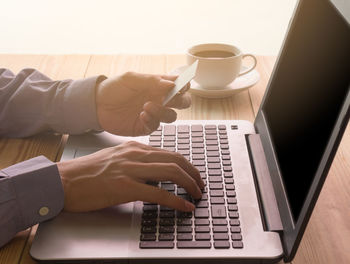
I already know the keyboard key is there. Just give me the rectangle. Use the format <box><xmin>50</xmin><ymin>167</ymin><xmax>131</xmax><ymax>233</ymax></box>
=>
<box><xmin>207</xmin><ymin>157</ymin><xmax>220</xmax><ymax>163</ymax></box>
<box><xmin>159</xmin><ymin>233</ymin><xmax>175</xmax><ymax>241</ymax></box>
<box><xmin>220</xmin><ymin>139</ymin><xmax>229</xmax><ymax>144</ymax></box>
<box><xmin>227</xmin><ymin>198</ymin><xmax>237</xmax><ymax>204</ymax></box>
<box><xmin>193</xmin><ymin>154</ymin><xmax>205</xmax><ymax>160</ymax></box>
<box><xmin>218</xmin><ymin>130</ymin><xmax>227</xmax><ymax>135</ymax></box>
<box><xmin>221</xmin><ymin>150</ymin><xmax>230</xmax><ymax>155</ymax></box>
<box><xmin>200</xmin><ymin>173</ymin><xmax>207</xmax><ymax>179</ymax></box>
<box><xmin>192</xmin><ymin>143</ymin><xmax>204</xmax><ymax>148</ymax></box>
<box><xmin>218</xmin><ymin>125</ymin><xmax>226</xmax><ymax>130</ymax></box>
<box><xmin>140</xmin><ymin>241</ymin><xmax>174</xmax><ymax>249</ymax></box>
<box><xmin>178</xmin><ymin>134</ymin><xmax>190</xmax><ymax>139</ymax></box>
<box><xmin>142</xmin><ymin>211</ymin><xmax>158</xmax><ymax>219</ymax></box>
<box><xmin>212</xmin><ymin>226</ymin><xmax>228</xmax><ymax>233</ymax></box>
<box><xmin>143</xmin><ymin>205</ymin><xmax>158</xmax><ymax>211</ymax></box>
<box><xmin>207</xmin><ymin>146</ymin><xmax>219</xmax><ymax>151</ymax></box>
<box><xmin>229</xmin><ymin>212</ymin><xmax>239</xmax><ymax>218</ymax></box>
<box><xmin>214</xmin><ymin>241</ymin><xmax>230</xmax><ymax>248</ymax></box>
<box><xmin>208</xmin><ymin>169</ymin><xmax>221</xmax><ymax>176</ymax></box>
<box><xmin>232</xmin><ymin>241</ymin><xmax>244</xmax><ymax>248</ymax></box>
<box><xmin>211</xmin><ymin>205</ymin><xmax>227</xmax><ymax>218</ymax></box>
<box><xmin>225</xmin><ymin>178</ymin><xmax>234</xmax><ymax>184</ymax></box>
<box><xmin>222</xmin><ymin>160</ymin><xmax>231</xmax><ymax>166</ymax></box>
<box><xmin>159</xmin><ymin>211</ymin><xmax>175</xmax><ymax>218</ymax></box>
<box><xmin>195</xmin><ymin>233</ymin><xmax>211</xmax><ymax>241</ymax></box>
<box><xmin>141</xmin><ymin>226</ymin><xmax>156</xmax><ymax>233</ymax></box>
<box><xmin>177</xmin><ymin>241</ymin><xmax>211</xmax><ymax>249</ymax></box>
<box><xmin>204</xmin><ymin>125</ymin><xmax>216</xmax><ymax>130</ymax></box>
<box><xmin>178</xmin><ymin>125</ymin><xmax>190</xmax><ymax>133</ymax></box>
<box><xmin>229</xmin><ymin>219</ymin><xmax>240</xmax><ymax>226</ymax></box>
<box><xmin>177</xmin><ymin>234</ymin><xmax>193</xmax><ymax>241</ymax></box>
<box><xmin>164</xmin><ymin>125</ymin><xmax>176</xmax><ymax>135</ymax></box>
<box><xmin>211</xmin><ymin>197</ymin><xmax>225</xmax><ymax>204</ymax></box>
<box><xmin>195</xmin><ymin>219</ymin><xmax>210</xmax><ymax>226</ymax></box>
<box><xmin>195</xmin><ymin>226</ymin><xmax>210</xmax><ymax>233</ymax></box>
<box><xmin>224</xmin><ymin>172</ymin><xmax>233</xmax><ymax>178</ymax></box>
<box><xmin>142</xmin><ymin>219</ymin><xmax>157</xmax><ymax>226</ymax></box>
<box><xmin>163</xmin><ymin>147</ymin><xmax>176</xmax><ymax>152</ymax></box>
<box><xmin>212</xmin><ymin>219</ymin><xmax>227</xmax><ymax>225</ymax></box>
<box><xmin>177</xmin><ymin>211</ymin><xmax>193</xmax><ymax>218</ymax></box>
<box><xmin>206</xmin><ymin>140</ymin><xmax>218</xmax><ymax>146</ymax></box>
<box><xmin>210</xmin><ymin>190</ymin><xmax>224</xmax><ymax>197</ymax></box>
<box><xmin>193</xmin><ymin>160</ymin><xmax>205</xmax><ymax>166</ymax></box>
<box><xmin>194</xmin><ymin>208</ymin><xmax>209</xmax><ymax>218</ymax></box>
<box><xmin>231</xmin><ymin>234</ymin><xmax>243</xmax><ymax>241</ymax></box>
<box><xmin>201</xmin><ymin>193</ymin><xmax>208</xmax><ymax>200</ymax></box>
<box><xmin>177</xmin><ymin>144</ymin><xmax>190</xmax><ymax>150</ymax></box>
<box><xmin>177</xmin><ymin>219</ymin><xmax>192</xmax><ymax>226</ymax></box>
<box><xmin>230</xmin><ymin>226</ymin><xmax>241</xmax><ymax>233</ymax></box>
<box><xmin>191</xmin><ymin>132</ymin><xmax>203</xmax><ymax>137</ymax></box>
<box><xmin>208</xmin><ymin>163</ymin><xmax>221</xmax><ymax>169</ymax></box>
<box><xmin>192</xmin><ymin>148</ymin><xmax>205</xmax><ymax>154</ymax></box>
<box><xmin>149</xmin><ymin>136</ymin><xmax>161</xmax><ymax>141</ymax></box>
<box><xmin>213</xmin><ymin>233</ymin><xmax>229</xmax><ymax>240</ymax></box>
<box><xmin>205</xmin><ymin>130</ymin><xmax>216</xmax><ymax>135</ymax></box>
<box><xmin>140</xmin><ymin>234</ymin><xmax>156</xmax><ymax>241</ymax></box>
<box><xmin>226</xmin><ymin>191</ymin><xmax>236</xmax><ymax>197</ymax></box>
<box><xmin>161</xmin><ymin>184</ymin><xmax>175</xmax><ymax>191</ymax></box>
<box><xmin>163</xmin><ymin>136</ymin><xmax>176</xmax><ymax>141</ymax></box>
<box><xmin>159</xmin><ymin>226</ymin><xmax>175</xmax><ymax>233</ymax></box>
<box><xmin>177</xmin><ymin>188</ymin><xmax>188</xmax><ymax>195</ymax></box>
<box><xmin>209</xmin><ymin>183</ymin><xmax>223</xmax><ymax>190</ymax></box>
<box><xmin>178</xmin><ymin>139</ymin><xmax>190</xmax><ymax>144</ymax></box>
<box><xmin>192</xmin><ymin>137</ymin><xmax>204</xmax><ymax>143</ymax></box>
<box><xmin>223</xmin><ymin>166</ymin><xmax>232</xmax><ymax>172</ymax></box>
<box><xmin>205</xmin><ymin>135</ymin><xmax>218</xmax><ymax>140</ymax></box>
<box><xmin>228</xmin><ymin>205</ymin><xmax>238</xmax><ymax>211</ymax></box>
<box><xmin>225</xmin><ymin>184</ymin><xmax>235</xmax><ymax>190</ymax></box>
<box><xmin>191</xmin><ymin>125</ymin><xmax>203</xmax><ymax>132</ymax></box>
<box><xmin>177</xmin><ymin>226</ymin><xmax>192</xmax><ymax>233</ymax></box>
<box><xmin>159</xmin><ymin>218</ymin><xmax>175</xmax><ymax>226</ymax></box>
<box><xmin>209</xmin><ymin>176</ymin><xmax>222</xmax><ymax>183</ymax></box>
<box><xmin>207</xmin><ymin>151</ymin><xmax>220</xmax><ymax>157</ymax></box>
<box><xmin>221</xmin><ymin>155</ymin><xmax>230</xmax><ymax>160</ymax></box>
<box><xmin>196</xmin><ymin>166</ymin><xmax>206</xmax><ymax>172</ymax></box>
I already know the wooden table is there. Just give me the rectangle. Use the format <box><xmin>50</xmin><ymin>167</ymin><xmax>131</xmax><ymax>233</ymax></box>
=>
<box><xmin>0</xmin><ymin>55</ymin><xmax>349</xmax><ymax>264</ymax></box>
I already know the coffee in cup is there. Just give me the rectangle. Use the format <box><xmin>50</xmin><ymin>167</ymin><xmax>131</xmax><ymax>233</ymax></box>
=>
<box><xmin>187</xmin><ymin>43</ymin><xmax>257</xmax><ymax>89</ymax></box>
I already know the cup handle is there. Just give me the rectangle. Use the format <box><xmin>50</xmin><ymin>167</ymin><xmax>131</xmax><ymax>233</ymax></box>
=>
<box><xmin>238</xmin><ymin>54</ymin><xmax>257</xmax><ymax>76</ymax></box>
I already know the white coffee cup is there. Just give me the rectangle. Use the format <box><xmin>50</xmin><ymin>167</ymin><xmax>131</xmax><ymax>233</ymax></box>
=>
<box><xmin>187</xmin><ymin>43</ymin><xmax>257</xmax><ymax>89</ymax></box>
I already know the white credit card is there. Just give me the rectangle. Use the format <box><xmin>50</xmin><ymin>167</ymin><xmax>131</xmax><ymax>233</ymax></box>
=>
<box><xmin>162</xmin><ymin>60</ymin><xmax>198</xmax><ymax>106</ymax></box>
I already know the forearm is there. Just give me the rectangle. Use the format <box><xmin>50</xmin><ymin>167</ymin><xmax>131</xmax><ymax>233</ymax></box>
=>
<box><xmin>0</xmin><ymin>156</ymin><xmax>64</xmax><ymax>248</ymax></box>
<box><xmin>0</xmin><ymin>68</ymin><xmax>106</xmax><ymax>137</ymax></box>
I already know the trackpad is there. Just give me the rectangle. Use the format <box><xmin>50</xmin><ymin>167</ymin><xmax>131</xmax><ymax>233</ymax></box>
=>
<box><xmin>31</xmin><ymin>203</ymin><xmax>135</xmax><ymax>260</ymax></box>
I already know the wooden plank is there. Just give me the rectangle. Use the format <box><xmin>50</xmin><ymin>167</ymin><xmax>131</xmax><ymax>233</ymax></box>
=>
<box><xmin>166</xmin><ymin>54</ymin><xmax>255</xmax><ymax>121</ymax></box>
<box><xmin>0</xmin><ymin>55</ymin><xmax>90</xmax><ymax>264</ymax></box>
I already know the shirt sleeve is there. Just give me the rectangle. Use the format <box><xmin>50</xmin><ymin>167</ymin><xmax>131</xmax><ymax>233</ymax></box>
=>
<box><xmin>0</xmin><ymin>156</ymin><xmax>64</xmax><ymax>248</ymax></box>
<box><xmin>0</xmin><ymin>68</ymin><xmax>107</xmax><ymax>138</ymax></box>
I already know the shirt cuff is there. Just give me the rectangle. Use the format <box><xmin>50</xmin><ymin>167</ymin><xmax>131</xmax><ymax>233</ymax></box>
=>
<box><xmin>2</xmin><ymin>156</ymin><xmax>64</xmax><ymax>230</ymax></box>
<box><xmin>61</xmin><ymin>75</ymin><xmax>107</xmax><ymax>134</ymax></box>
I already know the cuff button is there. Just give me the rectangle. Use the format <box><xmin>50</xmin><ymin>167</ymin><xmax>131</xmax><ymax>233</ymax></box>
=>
<box><xmin>39</xmin><ymin>206</ymin><xmax>49</xmax><ymax>216</ymax></box>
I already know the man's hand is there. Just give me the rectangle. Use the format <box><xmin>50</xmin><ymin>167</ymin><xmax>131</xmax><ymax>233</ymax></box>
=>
<box><xmin>57</xmin><ymin>141</ymin><xmax>204</xmax><ymax>213</ymax></box>
<box><xmin>96</xmin><ymin>72</ymin><xmax>191</xmax><ymax>136</ymax></box>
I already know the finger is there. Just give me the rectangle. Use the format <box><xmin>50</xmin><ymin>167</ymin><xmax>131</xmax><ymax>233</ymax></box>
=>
<box><xmin>132</xmin><ymin>180</ymin><xmax>195</xmax><ymax>212</ymax></box>
<box><xmin>143</xmin><ymin>102</ymin><xmax>177</xmax><ymax>123</ymax></box>
<box><xmin>139</xmin><ymin>111</ymin><xmax>159</xmax><ymax>134</ymax></box>
<box><xmin>161</xmin><ymin>75</ymin><xmax>178</xmax><ymax>81</ymax></box>
<box><xmin>166</xmin><ymin>93</ymin><xmax>192</xmax><ymax>109</ymax></box>
<box><xmin>122</xmin><ymin>162</ymin><xmax>203</xmax><ymax>199</ymax></box>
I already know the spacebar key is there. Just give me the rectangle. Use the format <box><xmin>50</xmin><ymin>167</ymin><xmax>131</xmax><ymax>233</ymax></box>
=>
<box><xmin>140</xmin><ymin>241</ymin><xmax>174</xmax><ymax>248</ymax></box>
<box><xmin>177</xmin><ymin>241</ymin><xmax>211</xmax><ymax>248</ymax></box>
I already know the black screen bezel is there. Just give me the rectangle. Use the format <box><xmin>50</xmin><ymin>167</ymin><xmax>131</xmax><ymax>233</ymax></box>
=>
<box><xmin>254</xmin><ymin>0</ymin><xmax>350</xmax><ymax>261</ymax></box>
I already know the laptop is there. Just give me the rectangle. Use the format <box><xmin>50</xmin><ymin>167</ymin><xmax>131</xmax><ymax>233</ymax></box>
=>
<box><xmin>30</xmin><ymin>0</ymin><xmax>350</xmax><ymax>263</ymax></box>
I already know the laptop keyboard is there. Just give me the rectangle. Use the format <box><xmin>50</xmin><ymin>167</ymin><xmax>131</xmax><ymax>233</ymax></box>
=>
<box><xmin>139</xmin><ymin>124</ymin><xmax>243</xmax><ymax>249</ymax></box>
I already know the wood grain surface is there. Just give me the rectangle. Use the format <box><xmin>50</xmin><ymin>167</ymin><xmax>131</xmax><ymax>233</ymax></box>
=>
<box><xmin>0</xmin><ymin>55</ymin><xmax>348</xmax><ymax>264</ymax></box>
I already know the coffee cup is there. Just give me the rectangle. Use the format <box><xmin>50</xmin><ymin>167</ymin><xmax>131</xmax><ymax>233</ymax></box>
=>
<box><xmin>187</xmin><ymin>43</ymin><xmax>257</xmax><ymax>89</ymax></box>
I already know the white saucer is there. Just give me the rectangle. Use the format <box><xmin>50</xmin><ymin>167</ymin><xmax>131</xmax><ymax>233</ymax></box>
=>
<box><xmin>170</xmin><ymin>66</ymin><xmax>260</xmax><ymax>99</ymax></box>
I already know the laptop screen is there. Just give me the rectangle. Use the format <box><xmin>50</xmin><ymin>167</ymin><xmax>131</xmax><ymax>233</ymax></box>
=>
<box><xmin>262</xmin><ymin>0</ymin><xmax>350</xmax><ymax>222</ymax></box>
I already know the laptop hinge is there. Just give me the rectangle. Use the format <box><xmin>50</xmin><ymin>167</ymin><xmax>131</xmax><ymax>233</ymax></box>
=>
<box><xmin>247</xmin><ymin>134</ymin><xmax>283</xmax><ymax>232</ymax></box>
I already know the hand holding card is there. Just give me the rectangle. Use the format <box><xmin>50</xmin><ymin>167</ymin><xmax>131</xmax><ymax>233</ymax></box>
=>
<box><xmin>162</xmin><ymin>60</ymin><xmax>198</xmax><ymax>106</ymax></box>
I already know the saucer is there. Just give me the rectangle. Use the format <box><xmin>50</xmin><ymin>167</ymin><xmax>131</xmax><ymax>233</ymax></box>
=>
<box><xmin>170</xmin><ymin>66</ymin><xmax>260</xmax><ymax>99</ymax></box>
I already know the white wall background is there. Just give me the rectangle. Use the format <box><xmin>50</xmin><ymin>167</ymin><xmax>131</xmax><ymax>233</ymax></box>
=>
<box><xmin>0</xmin><ymin>0</ymin><xmax>297</xmax><ymax>55</ymax></box>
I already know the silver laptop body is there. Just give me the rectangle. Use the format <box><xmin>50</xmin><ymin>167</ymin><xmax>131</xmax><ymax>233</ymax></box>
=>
<box><xmin>30</xmin><ymin>0</ymin><xmax>350</xmax><ymax>263</ymax></box>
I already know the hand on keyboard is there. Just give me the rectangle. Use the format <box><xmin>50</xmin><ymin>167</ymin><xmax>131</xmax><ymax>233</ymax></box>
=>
<box><xmin>57</xmin><ymin>141</ymin><xmax>203</xmax><ymax>212</ymax></box>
